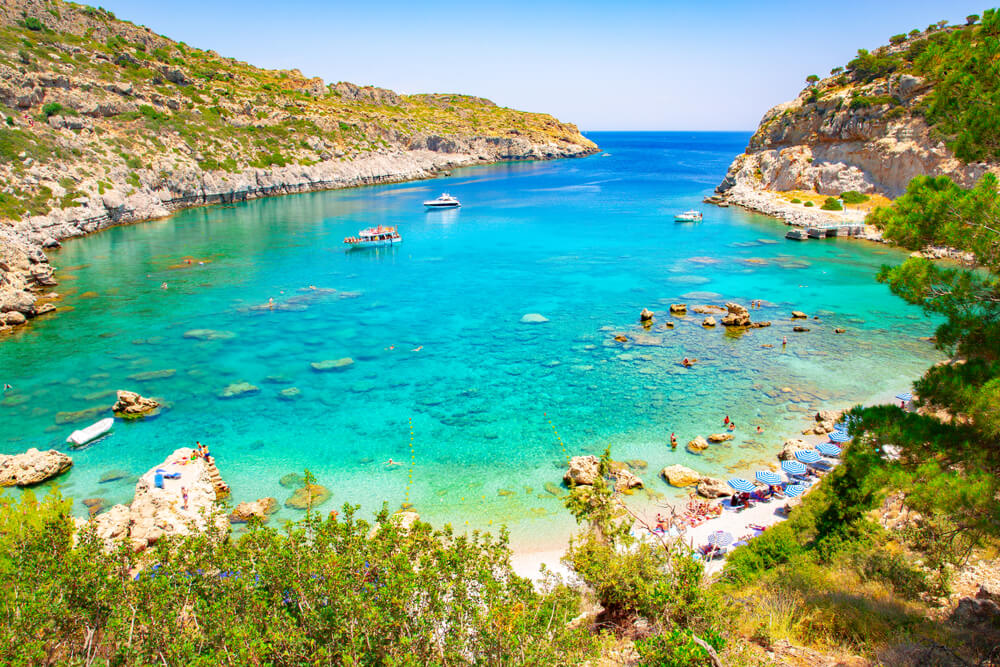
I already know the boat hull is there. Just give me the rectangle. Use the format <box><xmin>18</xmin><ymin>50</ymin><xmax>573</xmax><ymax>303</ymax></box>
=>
<box><xmin>347</xmin><ymin>237</ymin><xmax>403</xmax><ymax>249</ymax></box>
<box><xmin>424</xmin><ymin>202</ymin><xmax>460</xmax><ymax>208</ymax></box>
<box><xmin>67</xmin><ymin>417</ymin><xmax>114</xmax><ymax>446</ymax></box>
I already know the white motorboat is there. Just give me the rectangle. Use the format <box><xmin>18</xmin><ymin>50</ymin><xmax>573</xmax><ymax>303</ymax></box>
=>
<box><xmin>67</xmin><ymin>417</ymin><xmax>114</xmax><ymax>446</ymax></box>
<box><xmin>344</xmin><ymin>225</ymin><xmax>402</xmax><ymax>249</ymax></box>
<box><xmin>423</xmin><ymin>193</ymin><xmax>461</xmax><ymax>208</ymax></box>
<box><xmin>674</xmin><ymin>210</ymin><xmax>703</xmax><ymax>222</ymax></box>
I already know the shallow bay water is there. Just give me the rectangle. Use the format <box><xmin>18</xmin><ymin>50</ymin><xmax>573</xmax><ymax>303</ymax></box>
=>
<box><xmin>0</xmin><ymin>132</ymin><xmax>941</xmax><ymax>552</ymax></box>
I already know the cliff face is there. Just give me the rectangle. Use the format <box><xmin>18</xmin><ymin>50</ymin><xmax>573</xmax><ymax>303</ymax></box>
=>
<box><xmin>717</xmin><ymin>22</ymin><xmax>999</xmax><ymax>213</ymax></box>
<box><xmin>0</xmin><ymin>0</ymin><xmax>596</xmax><ymax>332</ymax></box>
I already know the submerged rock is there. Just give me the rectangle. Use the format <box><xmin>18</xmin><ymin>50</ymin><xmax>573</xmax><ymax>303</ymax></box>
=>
<box><xmin>0</xmin><ymin>448</ymin><xmax>73</xmax><ymax>486</ymax></box>
<box><xmin>285</xmin><ymin>483</ymin><xmax>331</xmax><ymax>510</ymax></box>
<box><xmin>543</xmin><ymin>481</ymin><xmax>565</xmax><ymax>497</ymax></box>
<box><xmin>277</xmin><ymin>387</ymin><xmax>301</xmax><ymax>400</ymax></box>
<box><xmin>311</xmin><ymin>358</ymin><xmax>354</xmax><ymax>371</ymax></box>
<box><xmin>128</xmin><ymin>369</ymin><xmax>176</xmax><ymax>382</ymax></box>
<box><xmin>218</xmin><ymin>382</ymin><xmax>260</xmax><ymax>399</ymax></box>
<box><xmin>686</xmin><ymin>436</ymin><xmax>710</xmax><ymax>453</ymax></box>
<box><xmin>279</xmin><ymin>473</ymin><xmax>306</xmax><ymax>488</ymax></box>
<box><xmin>99</xmin><ymin>469</ymin><xmax>130</xmax><ymax>483</ymax></box>
<box><xmin>520</xmin><ymin>313</ymin><xmax>549</xmax><ymax>324</ymax></box>
<box><xmin>707</xmin><ymin>433</ymin><xmax>734</xmax><ymax>443</ymax></box>
<box><xmin>112</xmin><ymin>390</ymin><xmax>160</xmax><ymax>417</ymax></box>
<box><xmin>791</xmin><ymin>311</ymin><xmax>808</xmax><ymax>319</ymax></box>
<box><xmin>183</xmin><ymin>329</ymin><xmax>237</xmax><ymax>341</ymax></box>
<box><xmin>230</xmin><ymin>497</ymin><xmax>278</xmax><ymax>523</ymax></box>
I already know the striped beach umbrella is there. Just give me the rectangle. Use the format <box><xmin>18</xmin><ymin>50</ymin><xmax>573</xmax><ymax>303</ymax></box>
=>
<box><xmin>727</xmin><ymin>478</ymin><xmax>756</xmax><ymax>493</ymax></box>
<box><xmin>707</xmin><ymin>531</ymin><xmax>734</xmax><ymax>547</ymax></box>
<box><xmin>794</xmin><ymin>449</ymin><xmax>822</xmax><ymax>464</ymax></box>
<box><xmin>781</xmin><ymin>460</ymin><xmax>807</xmax><ymax>475</ymax></box>
<box><xmin>829</xmin><ymin>430</ymin><xmax>851</xmax><ymax>443</ymax></box>
<box><xmin>816</xmin><ymin>442</ymin><xmax>842</xmax><ymax>457</ymax></box>
<box><xmin>755</xmin><ymin>470</ymin><xmax>782</xmax><ymax>485</ymax></box>
<box><xmin>895</xmin><ymin>392</ymin><xmax>913</xmax><ymax>401</ymax></box>
<box><xmin>783</xmin><ymin>484</ymin><xmax>805</xmax><ymax>497</ymax></box>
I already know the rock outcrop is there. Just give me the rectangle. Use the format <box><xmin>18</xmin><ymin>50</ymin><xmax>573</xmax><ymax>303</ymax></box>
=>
<box><xmin>111</xmin><ymin>390</ymin><xmax>159</xmax><ymax>416</ymax></box>
<box><xmin>778</xmin><ymin>438</ymin><xmax>811</xmax><ymax>461</ymax></box>
<box><xmin>0</xmin><ymin>447</ymin><xmax>72</xmax><ymax>486</ymax></box>
<box><xmin>720</xmin><ymin>303</ymin><xmax>751</xmax><ymax>327</ymax></box>
<box><xmin>230</xmin><ymin>497</ymin><xmax>278</xmax><ymax>523</ymax></box>
<box><xmin>686</xmin><ymin>436</ymin><xmax>709</xmax><ymax>453</ymax></box>
<box><xmin>563</xmin><ymin>455</ymin><xmax>644</xmax><ymax>492</ymax></box>
<box><xmin>661</xmin><ymin>464</ymin><xmax>700</xmax><ymax>487</ymax></box>
<box><xmin>696</xmin><ymin>477</ymin><xmax>732</xmax><ymax>499</ymax></box>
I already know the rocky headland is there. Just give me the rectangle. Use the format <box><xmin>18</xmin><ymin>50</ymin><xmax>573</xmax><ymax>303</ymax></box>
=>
<box><xmin>0</xmin><ymin>0</ymin><xmax>596</xmax><ymax>334</ymax></box>
<box><xmin>714</xmin><ymin>21</ymin><xmax>999</xmax><ymax>237</ymax></box>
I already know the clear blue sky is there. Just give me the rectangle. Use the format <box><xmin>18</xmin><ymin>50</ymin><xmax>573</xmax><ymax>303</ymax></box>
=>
<box><xmin>98</xmin><ymin>1</ymin><xmax>986</xmax><ymax>131</ymax></box>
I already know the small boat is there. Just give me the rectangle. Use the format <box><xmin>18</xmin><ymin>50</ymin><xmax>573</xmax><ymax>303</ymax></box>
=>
<box><xmin>674</xmin><ymin>210</ymin><xmax>703</xmax><ymax>222</ymax></box>
<box><xmin>423</xmin><ymin>193</ymin><xmax>461</xmax><ymax>208</ymax></box>
<box><xmin>343</xmin><ymin>225</ymin><xmax>401</xmax><ymax>249</ymax></box>
<box><xmin>67</xmin><ymin>417</ymin><xmax>114</xmax><ymax>446</ymax></box>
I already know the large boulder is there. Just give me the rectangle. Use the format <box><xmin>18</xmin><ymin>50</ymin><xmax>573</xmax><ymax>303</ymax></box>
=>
<box><xmin>778</xmin><ymin>438</ymin><xmax>811</xmax><ymax>460</ymax></box>
<box><xmin>720</xmin><ymin>302</ymin><xmax>751</xmax><ymax>327</ymax></box>
<box><xmin>0</xmin><ymin>448</ymin><xmax>72</xmax><ymax>486</ymax></box>
<box><xmin>815</xmin><ymin>410</ymin><xmax>841</xmax><ymax>423</ymax></box>
<box><xmin>129</xmin><ymin>448</ymin><xmax>227</xmax><ymax>550</ymax></box>
<box><xmin>702</xmin><ymin>316</ymin><xmax>716</xmax><ymax>327</ymax></box>
<box><xmin>696</xmin><ymin>477</ymin><xmax>732</xmax><ymax>498</ymax></box>
<box><xmin>112</xmin><ymin>390</ymin><xmax>160</xmax><ymax>416</ymax></box>
<box><xmin>669</xmin><ymin>304</ymin><xmax>687</xmax><ymax>314</ymax></box>
<box><xmin>285</xmin><ymin>483</ymin><xmax>332</xmax><ymax>509</ymax></box>
<box><xmin>85</xmin><ymin>503</ymin><xmax>131</xmax><ymax>549</ymax></box>
<box><xmin>230</xmin><ymin>497</ymin><xmax>278</xmax><ymax>523</ymax></box>
<box><xmin>612</xmin><ymin>467</ymin><xmax>644</xmax><ymax>492</ymax></box>
<box><xmin>639</xmin><ymin>307</ymin><xmax>654</xmax><ymax>322</ymax></box>
<box><xmin>564</xmin><ymin>455</ymin><xmax>600</xmax><ymax>485</ymax></box>
<box><xmin>707</xmin><ymin>433</ymin><xmax>734</xmax><ymax>443</ymax></box>
<box><xmin>661</xmin><ymin>464</ymin><xmax>700</xmax><ymax>487</ymax></box>
<box><xmin>686</xmin><ymin>436</ymin><xmax>709</xmax><ymax>453</ymax></box>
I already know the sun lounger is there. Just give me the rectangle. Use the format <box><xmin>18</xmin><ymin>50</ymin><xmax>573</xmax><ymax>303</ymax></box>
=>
<box><xmin>163</xmin><ymin>472</ymin><xmax>181</xmax><ymax>479</ymax></box>
<box><xmin>154</xmin><ymin>472</ymin><xmax>164</xmax><ymax>489</ymax></box>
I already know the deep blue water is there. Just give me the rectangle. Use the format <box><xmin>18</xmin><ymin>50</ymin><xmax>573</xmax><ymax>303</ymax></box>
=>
<box><xmin>0</xmin><ymin>132</ymin><xmax>940</xmax><ymax>548</ymax></box>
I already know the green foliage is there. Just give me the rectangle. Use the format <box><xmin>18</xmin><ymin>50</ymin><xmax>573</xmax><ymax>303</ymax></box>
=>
<box><xmin>847</xmin><ymin>48</ymin><xmax>903</xmax><ymax>82</ymax></box>
<box><xmin>790</xmin><ymin>197</ymin><xmax>802</xmax><ymax>204</ymax></box>
<box><xmin>840</xmin><ymin>190</ymin><xmax>870</xmax><ymax>204</ymax></box>
<box><xmin>803</xmin><ymin>200</ymin><xmax>815</xmax><ymax>207</ymax></box>
<box><xmin>849</xmin><ymin>94</ymin><xmax>898</xmax><ymax>110</ymax></box>
<box><xmin>635</xmin><ymin>627</ymin><xmax>725</xmax><ymax>667</ymax></box>
<box><xmin>821</xmin><ymin>196</ymin><xmax>843</xmax><ymax>211</ymax></box>
<box><xmin>41</xmin><ymin>102</ymin><xmax>63</xmax><ymax>118</ymax></box>
<box><xmin>0</xmin><ymin>490</ymin><xmax>595</xmax><ymax>665</ymax></box>
<box><xmin>889</xmin><ymin>33</ymin><xmax>908</xmax><ymax>45</ymax></box>
<box><xmin>250</xmin><ymin>151</ymin><xmax>287</xmax><ymax>168</ymax></box>
<box><xmin>138</xmin><ymin>104</ymin><xmax>167</xmax><ymax>122</ymax></box>
<box><xmin>126</xmin><ymin>171</ymin><xmax>141</xmax><ymax>187</ymax></box>
<box><xmin>23</xmin><ymin>16</ymin><xmax>44</xmax><ymax>31</ymax></box>
<box><xmin>806</xmin><ymin>74</ymin><xmax>819</xmax><ymax>84</ymax></box>
<box><xmin>105</xmin><ymin>34</ymin><xmax>127</xmax><ymax>52</ymax></box>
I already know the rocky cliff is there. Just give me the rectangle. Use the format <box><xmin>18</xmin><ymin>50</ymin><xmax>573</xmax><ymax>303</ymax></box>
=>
<box><xmin>716</xmin><ymin>17</ymin><xmax>1000</xmax><ymax>222</ymax></box>
<box><xmin>0</xmin><ymin>0</ymin><xmax>596</xmax><ymax>333</ymax></box>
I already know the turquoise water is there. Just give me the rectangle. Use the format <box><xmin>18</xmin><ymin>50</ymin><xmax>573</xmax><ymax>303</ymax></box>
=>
<box><xmin>0</xmin><ymin>132</ymin><xmax>940</xmax><ymax>549</ymax></box>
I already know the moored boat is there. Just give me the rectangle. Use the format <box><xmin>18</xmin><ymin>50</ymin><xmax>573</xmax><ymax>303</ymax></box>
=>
<box><xmin>344</xmin><ymin>225</ymin><xmax>402</xmax><ymax>249</ymax></box>
<box><xmin>674</xmin><ymin>210</ymin><xmax>703</xmax><ymax>222</ymax></box>
<box><xmin>423</xmin><ymin>193</ymin><xmax>461</xmax><ymax>208</ymax></box>
<box><xmin>67</xmin><ymin>417</ymin><xmax>114</xmax><ymax>446</ymax></box>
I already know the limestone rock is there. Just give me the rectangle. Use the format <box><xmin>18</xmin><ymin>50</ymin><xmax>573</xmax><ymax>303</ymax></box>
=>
<box><xmin>692</xmin><ymin>305</ymin><xmax>727</xmax><ymax>315</ymax></box>
<box><xmin>218</xmin><ymin>382</ymin><xmax>260</xmax><ymax>398</ymax></box>
<box><xmin>720</xmin><ymin>302</ymin><xmax>751</xmax><ymax>327</ymax></box>
<box><xmin>85</xmin><ymin>503</ymin><xmax>131</xmax><ymax>549</ymax></box>
<box><xmin>778</xmin><ymin>438</ymin><xmax>810</xmax><ymax>460</ymax></box>
<box><xmin>669</xmin><ymin>304</ymin><xmax>687</xmax><ymax>314</ymax></box>
<box><xmin>793</xmin><ymin>326</ymin><xmax>810</xmax><ymax>332</ymax></box>
<box><xmin>129</xmin><ymin>447</ymin><xmax>227</xmax><ymax>550</ymax></box>
<box><xmin>702</xmin><ymin>316</ymin><xmax>716</xmax><ymax>327</ymax></box>
<box><xmin>0</xmin><ymin>448</ymin><xmax>73</xmax><ymax>486</ymax></box>
<box><xmin>791</xmin><ymin>311</ymin><xmax>808</xmax><ymax>319</ymax></box>
<box><xmin>686</xmin><ymin>436</ymin><xmax>709</xmax><ymax>453</ymax></box>
<box><xmin>639</xmin><ymin>307</ymin><xmax>654</xmax><ymax>322</ymax></box>
<box><xmin>612</xmin><ymin>468</ymin><xmax>644</xmax><ymax>492</ymax></box>
<box><xmin>279</xmin><ymin>473</ymin><xmax>305</xmax><ymax>488</ymax></box>
<box><xmin>520</xmin><ymin>313</ymin><xmax>549</xmax><ymax>324</ymax></box>
<box><xmin>230</xmin><ymin>497</ymin><xmax>278</xmax><ymax>523</ymax></box>
<box><xmin>696</xmin><ymin>477</ymin><xmax>732</xmax><ymax>498</ymax></box>
<box><xmin>311</xmin><ymin>358</ymin><xmax>354</xmax><ymax>371</ymax></box>
<box><xmin>613</xmin><ymin>334</ymin><xmax>628</xmax><ymax>343</ymax></box>
<box><xmin>285</xmin><ymin>483</ymin><xmax>332</xmax><ymax>510</ymax></box>
<box><xmin>112</xmin><ymin>390</ymin><xmax>160</xmax><ymax>416</ymax></box>
<box><xmin>707</xmin><ymin>433</ymin><xmax>734</xmax><ymax>443</ymax></box>
<box><xmin>564</xmin><ymin>455</ymin><xmax>600</xmax><ymax>485</ymax></box>
<box><xmin>661</xmin><ymin>464</ymin><xmax>700</xmax><ymax>487</ymax></box>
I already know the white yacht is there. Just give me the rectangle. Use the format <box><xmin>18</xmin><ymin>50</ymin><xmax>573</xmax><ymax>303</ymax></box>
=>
<box><xmin>674</xmin><ymin>210</ymin><xmax>703</xmax><ymax>222</ymax></box>
<box><xmin>423</xmin><ymin>193</ymin><xmax>461</xmax><ymax>208</ymax></box>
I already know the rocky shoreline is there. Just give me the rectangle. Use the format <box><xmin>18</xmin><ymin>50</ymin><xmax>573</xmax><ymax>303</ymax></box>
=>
<box><xmin>0</xmin><ymin>142</ymin><xmax>593</xmax><ymax>335</ymax></box>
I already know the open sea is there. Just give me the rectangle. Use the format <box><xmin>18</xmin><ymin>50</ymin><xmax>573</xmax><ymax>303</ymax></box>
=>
<box><xmin>0</xmin><ymin>132</ymin><xmax>941</xmax><ymax>551</ymax></box>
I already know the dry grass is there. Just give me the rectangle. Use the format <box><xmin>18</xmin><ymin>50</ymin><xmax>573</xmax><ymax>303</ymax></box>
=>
<box><xmin>777</xmin><ymin>190</ymin><xmax>893</xmax><ymax>212</ymax></box>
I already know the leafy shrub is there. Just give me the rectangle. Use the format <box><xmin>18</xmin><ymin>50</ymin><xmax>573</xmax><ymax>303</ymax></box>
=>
<box><xmin>790</xmin><ymin>197</ymin><xmax>802</xmax><ymax>204</ymax></box>
<box><xmin>138</xmin><ymin>104</ymin><xmax>167</xmax><ymax>122</ymax></box>
<box><xmin>847</xmin><ymin>48</ymin><xmax>903</xmax><ymax>82</ymax></box>
<box><xmin>854</xmin><ymin>549</ymin><xmax>932</xmax><ymax>600</ymax></box>
<box><xmin>840</xmin><ymin>190</ymin><xmax>870</xmax><ymax>204</ymax></box>
<box><xmin>17</xmin><ymin>48</ymin><xmax>31</xmax><ymax>64</ymax></box>
<box><xmin>635</xmin><ymin>628</ymin><xmax>725</xmax><ymax>667</ymax></box>
<box><xmin>23</xmin><ymin>16</ymin><xmax>44</xmax><ymax>31</ymax></box>
<box><xmin>821</xmin><ymin>197</ymin><xmax>843</xmax><ymax>211</ymax></box>
<box><xmin>804</xmin><ymin>201</ymin><xmax>815</xmax><ymax>207</ymax></box>
<box><xmin>41</xmin><ymin>102</ymin><xmax>63</xmax><ymax>118</ymax></box>
<box><xmin>250</xmin><ymin>152</ymin><xmax>287</xmax><ymax>168</ymax></box>
<box><xmin>105</xmin><ymin>34</ymin><xmax>127</xmax><ymax>52</ymax></box>
<box><xmin>889</xmin><ymin>33</ymin><xmax>908</xmax><ymax>45</ymax></box>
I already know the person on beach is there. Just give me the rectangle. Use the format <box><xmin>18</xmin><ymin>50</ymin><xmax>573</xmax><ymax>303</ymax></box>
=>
<box><xmin>181</xmin><ymin>487</ymin><xmax>188</xmax><ymax>510</ymax></box>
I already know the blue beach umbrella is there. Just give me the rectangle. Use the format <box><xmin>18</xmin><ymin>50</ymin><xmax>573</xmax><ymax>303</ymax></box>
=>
<box><xmin>816</xmin><ymin>442</ymin><xmax>842</xmax><ymax>457</ymax></box>
<box><xmin>755</xmin><ymin>470</ymin><xmax>782</xmax><ymax>485</ymax></box>
<box><xmin>781</xmin><ymin>460</ymin><xmax>807</xmax><ymax>475</ymax></box>
<box><xmin>829</xmin><ymin>430</ymin><xmax>851</xmax><ymax>443</ymax></box>
<box><xmin>895</xmin><ymin>392</ymin><xmax>913</xmax><ymax>401</ymax></box>
<box><xmin>833</xmin><ymin>422</ymin><xmax>849</xmax><ymax>432</ymax></box>
<box><xmin>783</xmin><ymin>484</ymin><xmax>806</xmax><ymax>497</ymax></box>
<box><xmin>707</xmin><ymin>531</ymin><xmax>734</xmax><ymax>547</ymax></box>
<box><xmin>794</xmin><ymin>449</ymin><xmax>822</xmax><ymax>464</ymax></box>
<box><xmin>727</xmin><ymin>478</ymin><xmax>756</xmax><ymax>493</ymax></box>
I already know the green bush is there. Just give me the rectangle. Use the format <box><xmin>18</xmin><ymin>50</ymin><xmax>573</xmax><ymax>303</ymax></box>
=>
<box><xmin>138</xmin><ymin>104</ymin><xmax>167</xmax><ymax>122</ymax></box>
<box><xmin>889</xmin><ymin>33</ymin><xmax>908</xmax><ymax>45</ymax></box>
<box><xmin>23</xmin><ymin>16</ymin><xmax>44</xmax><ymax>31</ymax></box>
<box><xmin>790</xmin><ymin>198</ymin><xmax>802</xmax><ymax>204</ymax></box>
<box><xmin>41</xmin><ymin>102</ymin><xmax>63</xmax><ymax>118</ymax></box>
<box><xmin>840</xmin><ymin>190</ymin><xmax>870</xmax><ymax>204</ymax></box>
<box><xmin>821</xmin><ymin>197</ymin><xmax>843</xmax><ymax>211</ymax></box>
<box><xmin>803</xmin><ymin>201</ymin><xmax>815</xmax><ymax>207</ymax></box>
<box><xmin>635</xmin><ymin>628</ymin><xmax>725</xmax><ymax>667</ymax></box>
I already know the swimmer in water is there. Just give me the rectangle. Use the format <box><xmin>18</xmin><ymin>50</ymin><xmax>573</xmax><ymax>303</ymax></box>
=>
<box><xmin>412</xmin><ymin>345</ymin><xmax>423</xmax><ymax>352</ymax></box>
<box><xmin>268</xmin><ymin>297</ymin><xmax>275</xmax><ymax>309</ymax></box>
<box><xmin>385</xmin><ymin>458</ymin><xmax>403</xmax><ymax>466</ymax></box>
<box><xmin>160</xmin><ymin>282</ymin><xmax>168</xmax><ymax>290</ymax></box>
<box><xmin>670</xmin><ymin>432</ymin><xmax>677</xmax><ymax>449</ymax></box>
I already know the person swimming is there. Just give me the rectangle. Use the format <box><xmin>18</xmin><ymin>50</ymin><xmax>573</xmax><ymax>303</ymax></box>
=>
<box><xmin>385</xmin><ymin>458</ymin><xmax>403</xmax><ymax>466</ymax></box>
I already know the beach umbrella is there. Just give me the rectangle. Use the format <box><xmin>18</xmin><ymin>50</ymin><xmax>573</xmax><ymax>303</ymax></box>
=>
<box><xmin>895</xmin><ymin>392</ymin><xmax>913</xmax><ymax>401</ymax></box>
<box><xmin>833</xmin><ymin>422</ymin><xmax>849</xmax><ymax>433</ymax></box>
<box><xmin>727</xmin><ymin>478</ymin><xmax>756</xmax><ymax>493</ymax></box>
<box><xmin>794</xmin><ymin>449</ymin><xmax>821</xmax><ymax>464</ymax></box>
<box><xmin>707</xmin><ymin>531</ymin><xmax>734</xmax><ymax>547</ymax></box>
<box><xmin>829</xmin><ymin>430</ymin><xmax>851</xmax><ymax>443</ymax></box>
<box><xmin>755</xmin><ymin>470</ymin><xmax>782</xmax><ymax>485</ymax></box>
<box><xmin>783</xmin><ymin>484</ymin><xmax>805</xmax><ymax>497</ymax></box>
<box><xmin>816</xmin><ymin>442</ymin><xmax>842</xmax><ymax>457</ymax></box>
<box><xmin>781</xmin><ymin>460</ymin><xmax>807</xmax><ymax>475</ymax></box>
